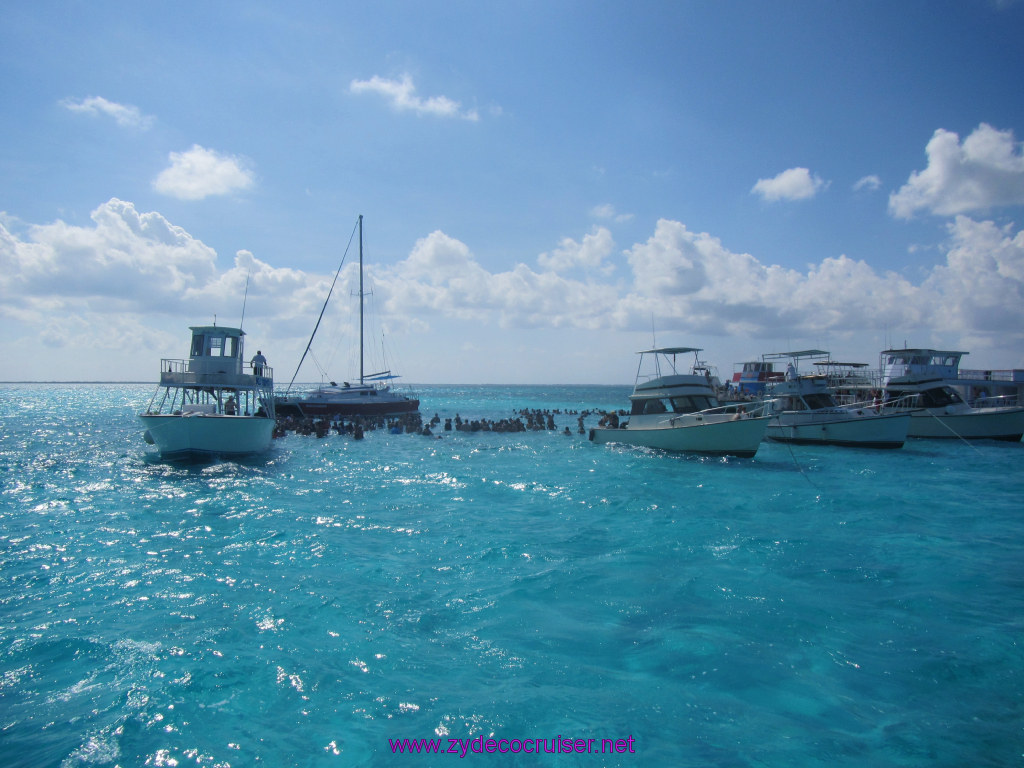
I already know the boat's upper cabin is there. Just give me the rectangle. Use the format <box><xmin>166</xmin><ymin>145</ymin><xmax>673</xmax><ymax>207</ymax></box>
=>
<box><xmin>882</xmin><ymin>348</ymin><xmax>965</xmax><ymax>386</ymax></box>
<box><xmin>731</xmin><ymin>362</ymin><xmax>785</xmax><ymax>394</ymax></box>
<box><xmin>187</xmin><ymin>325</ymin><xmax>245</xmax><ymax>375</ymax></box>
<box><xmin>630</xmin><ymin>346</ymin><xmax>722</xmax><ymax>414</ymax></box>
<box><xmin>630</xmin><ymin>392</ymin><xmax>720</xmax><ymax>416</ymax></box>
<box><xmin>733</xmin><ymin>350</ymin><xmax>828</xmax><ymax>394</ymax></box>
<box><xmin>773</xmin><ymin>388</ymin><xmax>840</xmax><ymax>411</ymax></box>
<box><xmin>737</xmin><ymin>361</ymin><xmax>776</xmax><ymax>377</ymax></box>
<box><xmin>885</xmin><ymin>384</ymin><xmax>964</xmax><ymax>409</ymax></box>
<box><xmin>768</xmin><ymin>374</ymin><xmax>840</xmax><ymax>411</ymax></box>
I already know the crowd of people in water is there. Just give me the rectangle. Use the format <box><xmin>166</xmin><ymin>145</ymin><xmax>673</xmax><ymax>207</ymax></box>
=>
<box><xmin>272</xmin><ymin>407</ymin><xmax>628</xmax><ymax>440</ymax></box>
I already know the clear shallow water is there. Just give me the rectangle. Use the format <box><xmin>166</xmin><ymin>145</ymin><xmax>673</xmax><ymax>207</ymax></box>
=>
<box><xmin>1</xmin><ymin>383</ymin><xmax>1023</xmax><ymax>767</ymax></box>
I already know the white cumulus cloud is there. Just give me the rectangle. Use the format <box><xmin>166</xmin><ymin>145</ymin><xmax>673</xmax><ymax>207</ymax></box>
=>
<box><xmin>889</xmin><ymin>123</ymin><xmax>1024</xmax><ymax>218</ymax></box>
<box><xmin>153</xmin><ymin>145</ymin><xmax>255</xmax><ymax>200</ymax></box>
<box><xmin>4</xmin><ymin>200</ymin><xmax>1024</xmax><ymax>379</ymax></box>
<box><xmin>751</xmin><ymin>167</ymin><xmax>827</xmax><ymax>202</ymax></box>
<box><xmin>538</xmin><ymin>228</ymin><xmax>616</xmax><ymax>274</ymax></box>
<box><xmin>350</xmin><ymin>74</ymin><xmax>480</xmax><ymax>121</ymax></box>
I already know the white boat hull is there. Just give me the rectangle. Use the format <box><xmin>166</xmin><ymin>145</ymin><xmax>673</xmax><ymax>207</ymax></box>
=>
<box><xmin>591</xmin><ymin>416</ymin><xmax>768</xmax><ymax>458</ymax></box>
<box><xmin>765</xmin><ymin>410</ymin><xmax>910</xmax><ymax>449</ymax></box>
<box><xmin>140</xmin><ymin>414</ymin><xmax>275</xmax><ymax>460</ymax></box>
<box><xmin>906</xmin><ymin>406</ymin><xmax>1024</xmax><ymax>441</ymax></box>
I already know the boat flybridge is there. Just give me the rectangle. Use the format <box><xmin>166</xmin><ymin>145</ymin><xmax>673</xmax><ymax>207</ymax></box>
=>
<box><xmin>881</xmin><ymin>348</ymin><xmax>1024</xmax><ymax>441</ymax></box>
<box><xmin>761</xmin><ymin>350</ymin><xmax>910</xmax><ymax>449</ymax></box>
<box><xmin>139</xmin><ymin>325</ymin><xmax>276</xmax><ymax>460</ymax></box>
<box><xmin>590</xmin><ymin>346</ymin><xmax>768</xmax><ymax>457</ymax></box>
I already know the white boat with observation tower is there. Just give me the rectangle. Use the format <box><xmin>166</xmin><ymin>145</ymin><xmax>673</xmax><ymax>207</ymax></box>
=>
<box><xmin>589</xmin><ymin>346</ymin><xmax>768</xmax><ymax>458</ymax></box>
<box><xmin>139</xmin><ymin>325</ymin><xmax>276</xmax><ymax>460</ymax></box>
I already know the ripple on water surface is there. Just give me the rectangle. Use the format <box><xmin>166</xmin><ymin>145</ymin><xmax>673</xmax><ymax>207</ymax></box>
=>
<box><xmin>1</xmin><ymin>384</ymin><xmax>1023</xmax><ymax>766</ymax></box>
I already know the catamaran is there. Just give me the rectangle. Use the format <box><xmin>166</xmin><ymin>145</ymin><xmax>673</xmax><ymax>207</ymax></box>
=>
<box><xmin>275</xmin><ymin>215</ymin><xmax>419</xmax><ymax>418</ymax></box>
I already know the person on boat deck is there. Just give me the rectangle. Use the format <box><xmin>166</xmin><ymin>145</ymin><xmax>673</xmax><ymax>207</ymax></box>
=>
<box><xmin>786</xmin><ymin>362</ymin><xmax>796</xmax><ymax>381</ymax></box>
<box><xmin>225</xmin><ymin>395</ymin><xmax>237</xmax><ymax>415</ymax></box>
<box><xmin>251</xmin><ymin>350</ymin><xmax>267</xmax><ymax>376</ymax></box>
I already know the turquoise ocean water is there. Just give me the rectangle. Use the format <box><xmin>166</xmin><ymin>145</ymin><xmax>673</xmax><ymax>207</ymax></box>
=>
<box><xmin>2</xmin><ymin>383</ymin><xmax>1023</xmax><ymax>767</ymax></box>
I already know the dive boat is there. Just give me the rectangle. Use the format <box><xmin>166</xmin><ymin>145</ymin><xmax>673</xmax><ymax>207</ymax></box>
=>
<box><xmin>881</xmin><ymin>348</ymin><xmax>1024</xmax><ymax>441</ymax></box>
<box><xmin>731</xmin><ymin>359</ymin><xmax>785</xmax><ymax>396</ymax></box>
<box><xmin>762</xmin><ymin>350</ymin><xmax>910</xmax><ymax>449</ymax></box>
<box><xmin>590</xmin><ymin>346</ymin><xmax>768</xmax><ymax>458</ymax></box>
<box><xmin>140</xmin><ymin>325</ymin><xmax>276</xmax><ymax>460</ymax></box>
<box><xmin>274</xmin><ymin>215</ymin><xmax>420</xmax><ymax>418</ymax></box>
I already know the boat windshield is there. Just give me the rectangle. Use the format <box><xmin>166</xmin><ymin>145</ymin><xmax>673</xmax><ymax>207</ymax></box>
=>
<box><xmin>918</xmin><ymin>386</ymin><xmax>964</xmax><ymax>408</ymax></box>
<box><xmin>803</xmin><ymin>393</ymin><xmax>837</xmax><ymax>409</ymax></box>
<box><xmin>631</xmin><ymin>395</ymin><xmax>718</xmax><ymax>416</ymax></box>
<box><xmin>887</xmin><ymin>386</ymin><xmax>963</xmax><ymax>408</ymax></box>
<box><xmin>671</xmin><ymin>395</ymin><xmax>718</xmax><ymax>413</ymax></box>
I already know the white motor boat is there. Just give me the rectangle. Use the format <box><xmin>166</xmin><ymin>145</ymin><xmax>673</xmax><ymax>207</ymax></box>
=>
<box><xmin>590</xmin><ymin>346</ymin><xmax>768</xmax><ymax>458</ymax></box>
<box><xmin>762</xmin><ymin>350</ymin><xmax>910</xmax><ymax>449</ymax></box>
<box><xmin>140</xmin><ymin>325</ymin><xmax>276</xmax><ymax>460</ymax></box>
<box><xmin>881</xmin><ymin>348</ymin><xmax>1024</xmax><ymax>441</ymax></box>
<box><xmin>275</xmin><ymin>214</ymin><xmax>419</xmax><ymax>419</ymax></box>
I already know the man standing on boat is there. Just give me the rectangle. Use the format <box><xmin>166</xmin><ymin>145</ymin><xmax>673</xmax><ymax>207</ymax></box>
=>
<box><xmin>251</xmin><ymin>350</ymin><xmax>267</xmax><ymax>377</ymax></box>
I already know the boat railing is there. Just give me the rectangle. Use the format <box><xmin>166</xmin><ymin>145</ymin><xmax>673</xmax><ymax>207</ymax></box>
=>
<box><xmin>658</xmin><ymin>401</ymin><xmax>771</xmax><ymax>426</ymax></box>
<box><xmin>967</xmin><ymin>393</ymin><xmax>1020</xmax><ymax>409</ymax></box>
<box><xmin>159</xmin><ymin>358</ymin><xmax>274</xmax><ymax>387</ymax></box>
<box><xmin>879</xmin><ymin>394</ymin><xmax>922</xmax><ymax>413</ymax></box>
<box><xmin>830</xmin><ymin>395</ymin><xmax>889</xmax><ymax>412</ymax></box>
<box><xmin>960</xmin><ymin>368</ymin><xmax>1024</xmax><ymax>383</ymax></box>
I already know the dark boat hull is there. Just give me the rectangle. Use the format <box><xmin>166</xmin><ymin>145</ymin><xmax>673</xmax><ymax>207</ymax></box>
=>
<box><xmin>275</xmin><ymin>397</ymin><xmax>420</xmax><ymax>418</ymax></box>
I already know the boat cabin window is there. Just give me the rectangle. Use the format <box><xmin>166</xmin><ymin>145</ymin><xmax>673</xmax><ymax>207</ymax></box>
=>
<box><xmin>633</xmin><ymin>398</ymin><xmax>669</xmax><ymax>415</ymax></box>
<box><xmin>631</xmin><ymin>395</ymin><xmax>717</xmax><ymax>416</ymax></box>
<box><xmin>918</xmin><ymin>386</ymin><xmax>963</xmax><ymax>408</ymax></box>
<box><xmin>191</xmin><ymin>333</ymin><xmax>240</xmax><ymax>358</ymax></box>
<box><xmin>885</xmin><ymin>390</ymin><xmax>917</xmax><ymax>407</ymax></box>
<box><xmin>781</xmin><ymin>397</ymin><xmax>806</xmax><ymax>411</ymax></box>
<box><xmin>803</xmin><ymin>393</ymin><xmax>837</xmax><ymax>409</ymax></box>
<box><xmin>670</xmin><ymin>395</ymin><xmax>717</xmax><ymax>413</ymax></box>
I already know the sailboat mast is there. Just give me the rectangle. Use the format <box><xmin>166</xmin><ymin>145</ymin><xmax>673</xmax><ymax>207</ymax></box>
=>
<box><xmin>358</xmin><ymin>214</ymin><xmax>364</xmax><ymax>387</ymax></box>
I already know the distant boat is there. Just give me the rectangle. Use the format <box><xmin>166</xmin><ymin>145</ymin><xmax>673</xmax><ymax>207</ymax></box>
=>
<box><xmin>140</xmin><ymin>325</ymin><xmax>276</xmax><ymax>460</ymax></box>
<box><xmin>590</xmin><ymin>346</ymin><xmax>768</xmax><ymax>458</ymax></box>
<box><xmin>881</xmin><ymin>348</ymin><xmax>1024</xmax><ymax>441</ymax></box>
<box><xmin>731</xmin><ymin>359</ymin><xmax>785</xmax><ymax>396</ymax></box>
<box><xmin>761</xmin><ymin>350</ymin><xmax>910</xmax><ymax>449</ymax></box>
<box><xmin>275</xmin><ymin>215</ymin><xmax>420</xmax><ymax>418</ymax></box>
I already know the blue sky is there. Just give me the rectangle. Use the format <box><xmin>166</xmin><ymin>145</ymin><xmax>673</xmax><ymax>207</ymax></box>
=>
<box><xmin>3</xmin><ymin>0</ymin><xmax>1024</xmax><ymax>384</ymax></box>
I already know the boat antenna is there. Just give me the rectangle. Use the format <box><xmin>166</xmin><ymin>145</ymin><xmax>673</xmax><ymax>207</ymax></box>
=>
<box><xmin>239</xmin><ymin>268</ymin><xmax>252</xmax><ymax>330</ymax></box>
<box><xmin>286</xmin><ymin>216</ymin><xmax>360</xmax><ymax>394</ymax></box>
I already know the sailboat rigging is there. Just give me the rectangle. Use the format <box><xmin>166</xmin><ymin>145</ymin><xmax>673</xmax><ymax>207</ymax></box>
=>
<box><xmin>274</xmin><ymin>215</ymin><xmax>420</xmax><ymax>418</ymax></box>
